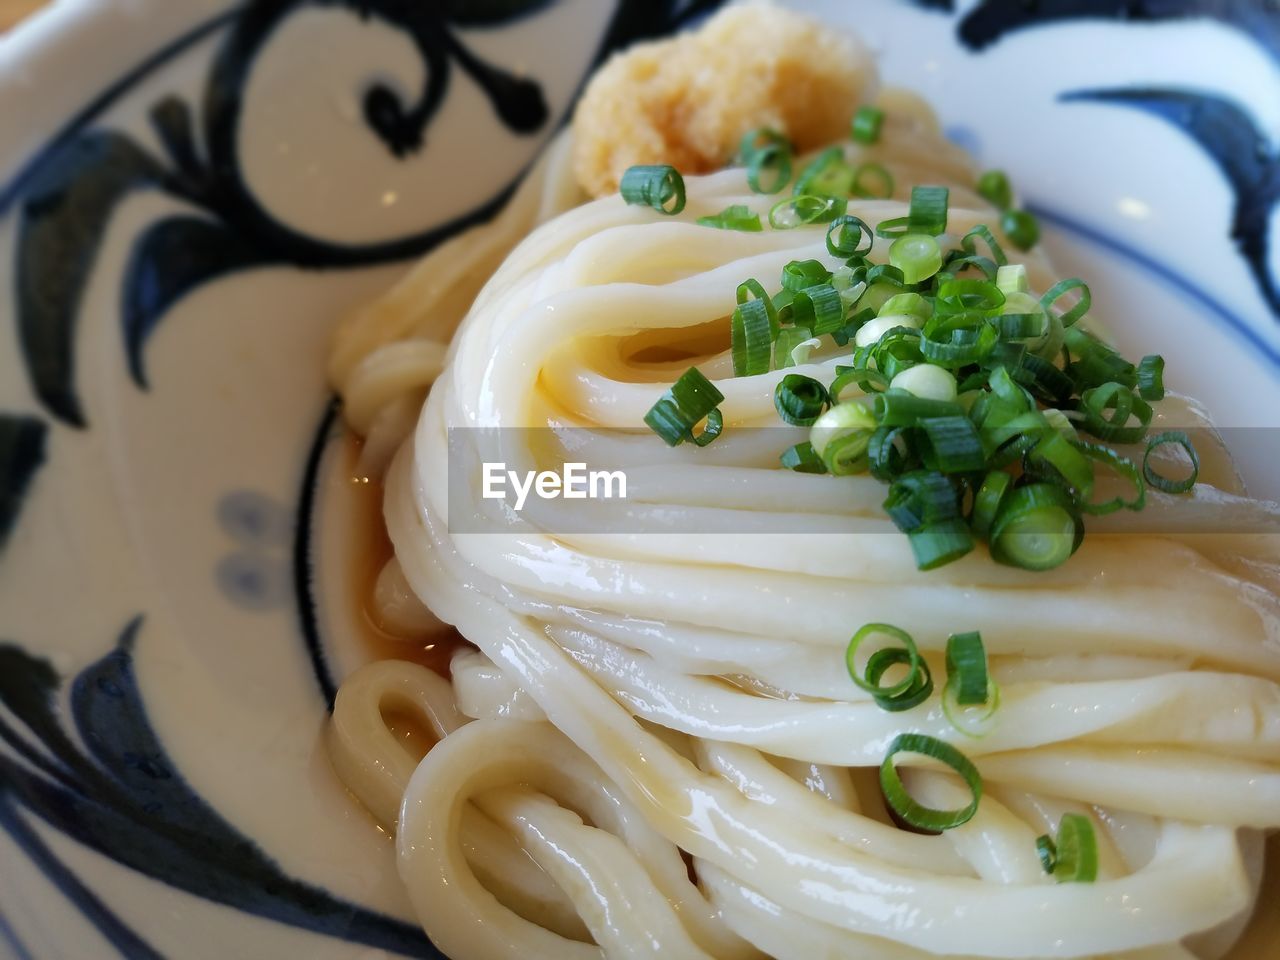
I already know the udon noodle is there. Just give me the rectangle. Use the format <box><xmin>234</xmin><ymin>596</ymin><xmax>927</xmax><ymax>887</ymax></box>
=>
<box><xmin>324</xmin><ymin>12</ymin><xmax>1280</xmax><ymax>960</ymax></box>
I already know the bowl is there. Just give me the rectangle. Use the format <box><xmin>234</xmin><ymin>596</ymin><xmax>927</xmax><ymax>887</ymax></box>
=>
<box><xmin>0</xmin><ymin>1</ymin><xmax>1277</xmax><ymax>957</ymax></box>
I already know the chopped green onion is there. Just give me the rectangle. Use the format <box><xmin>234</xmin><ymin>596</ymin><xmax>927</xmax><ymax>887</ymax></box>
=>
<box><xmin>1137</xmin><ymin>354</ymin><xmax>1165</xmax><ymax>401</ymax></box>
<box><xmin>810</xmin><ymin>402</ymin><xmax>877</xmax><ymax>474</ymax></box>
<box><xmin>890</xmin><ymin>234</ymin><xmax>944</xmax><ymax>285</ymax></box>
<box><xmin>921</xmin><ymin>312</ymin><xmax>999</xmax><ymax>367</ymax></box>
<box><xmin>793</xmin><ymin>147</ymin><xmax>852</xmax><ymax>199</ymax></box>
<box><xmin>996</xmin><ymin>264</ymin><xmax>1029</xmax><ymax>294</ymax></box>
<box><xmin>1143</xmin><ymin>430</ymin><xmax>1199</xmax><ymax>494</ymax></box>
<box><xmin>920</xmin><ymin>416</ymin><xmax>986</xmax><ymax>473</ymax></box>
<box><xmin>875</xmin><ymin>185</ymin><xmax>949</xmax><ymax>239</ymax></box>
<box><xmin>883</xmin><ymin>470</ymin><xmax>962</xmax><ymax>532</ymax></box>
<box><xmin>879</xmin><ymin>292</ymin><xmax>932</xmax><ymax>321</ymax></box>
<box><xmin>773</xmin><ymin>326</ymin><xmax>814</xmax><ymax>369</ymax></box>
<box><xmin>996</xmin><ymin>312</ymin><xmax>1047</xmax><ymax>341</ymax></box>
<box><xmin>1079</xmin><ymin>383</ymin><xmax>1153</xmax><ymax>444</ymax></box>
<box><xmin>852</xmin><ymin>162</ymin><xmax>894</xmax><ymax>200</ymax></box>
<box><xmin>738</xmin><ymin>127</ymin><xmax>791</xmax><ymax>163</ymax></box>
<box><xmin>780</xmin><ymin>441</ymin><xmax>828</xmax><ymax>474</ymax></box>
<box><xmin>909</xmin><ymin>185</ymin><xmax>950</xmax><ymax>235</ymax></box>
<box><xmin>875</xmin><ymin>391</ymin><xmax>965</xmax><ymax>427</ymax></box>
<box><xmin>910</xmin><ymin>518</ymin><xmax>976</xmax><ymax>570</ymax></box>
<box><xmin>854</xmin><ymin>314</ymin><xmax>922</xmax><ymax>349</ymax></box>
<box><xmin>826</xmin><ymin>215</ymin><xmax>875</xmax><ymax>259</ymax></box>
<box><xmin>942</xmin><ymin>674</ymin><xmax>1001</xmax><ymax>738</ymax></box>
<box><xmin>769</xmin><ymin>194</ymin><xmax>847</xmax><ymax>229</ymax></box>
<box><xmin>942</xmin><ymin>630</ymin><xmax>999</xmax><ymax>736</ymax></box>
<box><xmin>731</xmin><ymin>299</ymin><xmax>775</xmax><ymax>377</ymax></box>
<box><xmin>989</xmin><ymin>483</ymin><xmax>1081</xmax><ymax>571</ymax></box>
<box><xmin>643</xmin><ymin>367</ymin><xmax>724</xmax><ymax>446</ymax></box>
<box><xmin>737</xmin><ymin>278</ymin><xmax>778</xmax><ymax>323</ymax></box>
<box><xmin>1037</xmin><ymin>814</ymin><xmax>1098</xmax><ymax>883</ymax></box>
<box><xmin>1017</xmin><ymin>350</ymin><xmax>1070</xmax><ymax>401</ymax></box>
<box><xmin>868</xmin><ymin>425</ymin><xmax>916</xmax><ymax>481</ymax></box>
<box><xmin>1001</xmin><ymin>209</ymin><xmax>1039</xmax><ymax>250</ymax></box>
<box><xmin>782</xmin><ymin>259</ymin><xmax>831</xmax><ymax>291</ymax></box>
<box><xmin>1040</xmin><ymin>278</ymin><xmax>1091</xmax><ymax>329</ymax></box>
<box><xmin>865</xmin><ymin>648</ymin><xmax>935</xmax><ymax>711</ymax></box>
<box><xmin>697</xmin><ymin>204</ymin><xmax>763</xmax><ymax>231</ymax></box>
<box><xmin>976</xmin><ymin>170</ymin><xmax>1012</xmax><ymax>210</ymax></box>
<box><xmin>831</xmin><ymin>307</ymin><xmax>876</xmax><ymax>348</ymax></box>
<box><xmin>851</xmin><ymin>105</ymin><xmax>885</xmax><ymax>145</ymax></box>
<box><xmin>1064</xmin><ymin>329</ymin><xmax>1136</xmax><ymax>392</ymax></box>
<box><xmin>960</xmin><ymin>225</ymin><xmax>1008</xmax><ymax>268</ymax></box>
<box><xmin>845</xmin><ymin>623</ymin><xmax>932</xmax><ymax>711</ymax></box>
<box><xmin>1072</xmin><ymin>441</ymin><xmax>1145</xmax><ymax>515</ymax></box>
<box><xmin>792</xmin><ymin>284</ymin><xmax>845</xmax><ymax>335</ymax></box>
<box><xmin>889</xmin><ymin>364</ymin><xmax>957</xmax><ymax>403</ymax></box>
<box><xmin>1028</xmin><ymin>431</ymin><xmax>1095</xmax><ymax>501</ymax></box>
<box><xmin>620</xmin><ymin>165</ymin><xmax>686</xmax><ymax>215</ymax></box>
<box><xmin>935</xmin><ymin>278</ymin><xmax>1005</xmax><ymax>316</ymax></box>
<box><xmin>748</xmin><ymin>145</ymin><xmax>792</xmax><ymax>194</ymax></box>
<box><xmin>774</xmin><ymin>374</ymin><xmax>830</xmax><ymax>426</ymax></box>
<box><xmin>945</xmin><ymin>631</ymin><xmax>990</xmax><ymax>705</ymax></box>
<box><xmin>971</xmin><ymin>470</ymin><xmax>1011</xmax><ymax>539</ymax></box>
<box><xmin>880</xmin><ymin>733</ymin><xmax>982</xmax><ymax>831</ymax></box>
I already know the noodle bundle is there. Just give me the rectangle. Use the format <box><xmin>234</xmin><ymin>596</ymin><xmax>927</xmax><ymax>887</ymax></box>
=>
<box><xmin>325</xmin><ymin>10</ymin><xmax>1280</xmax><ymax>960</ymax></box>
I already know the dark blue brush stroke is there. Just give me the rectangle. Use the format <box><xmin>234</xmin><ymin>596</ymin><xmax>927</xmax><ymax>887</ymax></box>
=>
<box><xmin>294</xmin><ymin>401</ymin><xmax>342</xmax><ymax>709</ymax></box>
<box><xmin>0</xmin><ymin>794</ymin><xmax>164</xmax><ymax>960</ymax></box>
<box><xmin>0</xmin><ymin>618</ymin><xmax>442</xmax><ymax>959</ymax></box>
<box><xmin>14</xmin><ymin>133</ymin><xmax>170</xmax><ymax>427</ymax></box>
<box><xmin>0</xmin><ymin>414</ymin><xmax>47</xmax><ymax>554</ymax></box>
<box><xmin>955</xmin><ymin>1</ymin><xmax>1280</xmax><ymax>63</ymax></box>
<box><xmin>122</xmin><ymin>216</ymin><xmax>270</xmax><ymax>387</ymax></box>
<box><xmin>1031</xmin><ymin>201</ymin><xmax>1280</xmax><ymax>371</ymax></box>
<box><xmin>1061</xmin><ymin>87</ymin><xmax>1280</xmax><ymax>319</ymax></box>
<box><xmin>7</xmin><ymin>0</ymin><xmax>726</xmax><ymax>429</ymax></box>
<box><xmin>0</xmin><ymin>911</ymin><xmax>35</xmax><ymax>960</ymax></box>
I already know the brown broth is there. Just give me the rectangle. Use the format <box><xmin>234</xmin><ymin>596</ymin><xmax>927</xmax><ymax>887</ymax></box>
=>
<box><xmin>342</xmin><ymin>431</ymin><xmax>468</xmax><ymax>677</ymax></box>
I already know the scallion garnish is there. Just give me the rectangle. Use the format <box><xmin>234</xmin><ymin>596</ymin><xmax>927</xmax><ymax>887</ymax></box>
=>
<box><xmin>826</xmin><ymin>215</ymin><xmax>875</xmax><ymax>259</ymax></box>
<box><xmin>852</xmin><ymin>162</ymin><xmax>894</xmax><ymax>199</ymax></box>
<box><xmin>880</xmin><ymin>733</ymin><xmax>982</xmax><ymax>831</ymax></box>
<box><xmin>976</xmin><ymin>170</ymin><xmax>1012</xmax><ymax>210</ymax></box>
<box><xmin>1143</xmin><ymin>430</ymin><xmax>1199</xmax><ymax>494</ymax></box>
<box><xmin>774</xmin><ymin>374</ymin><xmax>830</xmax><ymax>426</ymax></box>
<box><xmin>643</xmin><ymin>367</ymin><xmax>724</xmax><ymax>447</ymax></box>
<box><xmin>780</xmin><ymin>441</ymin><xmax>827</xmax><ymax>474</ymax></box>
<box><xmin>989</xmin><ymin>483</ymin><xmax>1081</xmax><ymax>571</ymax></box>
<box><xmin>945</xmin><ymin>631</ymin><xmax>990</xmax><ymax>704</ymax></box>
<box><xmin>781</xmin><ymin>259</ymin><xmax>831</xmax><ymax>292</ymax></box>
<box><xmin>638</xmin><ymin>151</ymin><xmax>1195</xmax><ymax>573</ymax></box>
<box><xmin>1072</xmin><ymin>441</ymin><xmax>1145</xmax><ymax>515</ymax></box>
<box><xmin>1037</xmin><ymin>814</ymin><xmax>1098</xmax><ymax>883</ymax></box>
<box><xmin>1001</xmin><ymin>209</ymin><xmax>1040</xmax><ymax>250</ymax></box>
<box><xmin>1137</xmin><ymin>354</ymin><xmax>1165</xmax><ymax>400</ymax></box>
<box><xmin>810</xmin><ymin>402</ymin><xmax>876</xmax><ymax>474</ymax></box>
<box><xmin>1079</xmin><ymin>383</ymin><xmax>1153</xmax><ymax>444</ymax></box>
<box><xmin>943</xmin><ymin>630</ymin><xmax>1000</xmax><ymax>737</ymax></box>
<box><xmin>876</xmin><ymin>185</ymin><xmax>949</xmax><ymax>238</ymax></box>
<box><xmin>620</xmin><ymin>164</ymin><xmax>686</xmax><ymax>215</ymax></box>
<box><xmin>845</xmin><ymin>623</ymin><xmax>933</xmax><ymax>712</ymax></box>
<box><xmin>851</xmin><ymin>105</ymin><xmax>885</xmax><ymax>145</ymax></box>
<box><xmin>769</xmin><ymin>194</ymin><xmax>847</xmax><ymax>229</ymax></box>
<box><xmin>889</xmin><ymin>234</ymin><xmax>943</xmax><ymax>285</ymax></box>
<box><xmin>697</xmin><ymin>204</ymin><xmax>763</xmax><ymax>231</ymax></box>
<box><xmin>1040</xmin><ymin>278</ymin><xmax>1091</xmax><ymax>328</ymax></box>
<box><xmin>748</xmin><ymin>146</ymin><xmax>792</xmax><ymax>195</ymax></box>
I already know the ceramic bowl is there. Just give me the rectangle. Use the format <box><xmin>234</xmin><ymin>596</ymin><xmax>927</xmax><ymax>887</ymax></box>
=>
<box><xmin>1</xmin><ymin>1</ymin><xmax>1277</xmax><ymax>957</ymax></box>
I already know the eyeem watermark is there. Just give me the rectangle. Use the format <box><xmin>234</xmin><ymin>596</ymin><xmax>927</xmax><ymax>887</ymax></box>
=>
<box><xmin>482</xmin><ymin>462</ymin><xmax>627</xmax><ymax>511</ymax></box>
